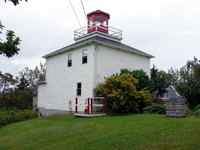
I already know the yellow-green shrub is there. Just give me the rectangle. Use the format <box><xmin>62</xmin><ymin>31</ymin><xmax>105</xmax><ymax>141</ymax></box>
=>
<box><xmin>94</xmin><ymin>74</ymin><xmax>152</xmax><ymax>113</ymax></box>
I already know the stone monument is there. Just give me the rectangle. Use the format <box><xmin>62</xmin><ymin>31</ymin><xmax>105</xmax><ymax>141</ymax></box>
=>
<box><xmin>164</xmin><ymin>85</ymin><xmax>185</xmax><ymax>118</ymax></box>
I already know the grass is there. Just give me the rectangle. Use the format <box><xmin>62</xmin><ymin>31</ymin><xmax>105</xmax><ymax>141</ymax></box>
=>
<box><xmin>0</xmin><ymin>114</ymin><xmax>200</xmax><ymax>150</ymax></box>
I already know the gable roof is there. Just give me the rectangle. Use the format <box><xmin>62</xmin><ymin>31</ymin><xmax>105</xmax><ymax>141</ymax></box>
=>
<box><xmin>43</xmin><ymin>35</ymin><xmax>154</xmax><ymax>58</ymax></box>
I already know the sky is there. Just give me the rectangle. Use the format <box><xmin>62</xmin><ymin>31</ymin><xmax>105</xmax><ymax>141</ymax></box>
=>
<box><xmin>0</xmin><ymin>0</ymin><xmax>200</xmax><ymax>76</ymax></box>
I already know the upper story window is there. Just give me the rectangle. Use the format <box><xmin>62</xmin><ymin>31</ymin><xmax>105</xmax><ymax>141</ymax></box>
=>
<box><xmin>68</xmin><ymin>53</ymin><xmax>72</xmax><ymax>67</ymax></box>
<box><xmin>82</xmin><ymin>50</ymin><xmax>87</xmax><ymax>64</ymax></box>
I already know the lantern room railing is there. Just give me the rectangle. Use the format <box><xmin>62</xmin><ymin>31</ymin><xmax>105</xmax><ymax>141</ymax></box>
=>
<box><xmin>74</xmin><ymin>22</ymin><xmax>122</xmax><ymax>41</ymax></box>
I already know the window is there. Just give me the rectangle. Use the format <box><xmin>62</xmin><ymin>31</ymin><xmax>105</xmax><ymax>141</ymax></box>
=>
<box><xmin>89</xmin><ymin>17</ymin><xmax>93</xmax><ymax>27</ymax></box>
<box><xmin>102</xmin><ymin>16</ymin><xmax>107</xmax><ymax>26</ymax></box>
<box><xmin>68</xmin><ymin>54</ymin><xmax>72</xmax><ymax>67</ymax></box>
<box><xmin>77</xmin><ymin>83</ymin><xmax>81</xmax><ymax>96</ymax></box>
<box><xmin>82</xmin><ymin>50</ymin><xmax>87</xmax><ymax>64</ymax></box>
<box><xmin>95</xmin><ymin>15</ymin><xmax>101</xmax><ymax>25</ymax></box>
<box><xmin>95</xmin><ymin>15</ymin><xmax>100</xmax><ymax>22</ymax></box>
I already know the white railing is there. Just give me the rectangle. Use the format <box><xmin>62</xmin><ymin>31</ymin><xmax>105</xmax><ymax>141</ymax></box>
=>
<box><xmin>74</xmin><ymin>22</ymin><xmax>122</xmax><ymax>41</ymax></box>
<box><xmin>75</xmin><ymin>97</ymin><xmax>106</xmax><ymax>114</ymax></box>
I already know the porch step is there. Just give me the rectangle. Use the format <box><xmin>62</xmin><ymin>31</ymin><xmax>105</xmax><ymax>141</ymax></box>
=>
<box><xmin>74</xmin><ymin>113</ymin><xmax>106</xmax><ymax>117</ymax></box>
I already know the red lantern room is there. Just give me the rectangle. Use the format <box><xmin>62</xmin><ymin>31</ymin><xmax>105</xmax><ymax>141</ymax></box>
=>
<box><xmin>87</xmin><ymin>10</ymin><xmax>110</xmax><ymax>34</ymax></box>
<box><xmin>74</xmin><ymin>10</ymin><xmax>122</xmax><ymax>41</ymax></box>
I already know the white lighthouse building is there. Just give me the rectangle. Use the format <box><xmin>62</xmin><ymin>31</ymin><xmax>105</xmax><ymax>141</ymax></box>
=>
<box><xmin>37</xmin><ymin>10</ymin><xmax>154</xmax><ymax>116</ymax></box>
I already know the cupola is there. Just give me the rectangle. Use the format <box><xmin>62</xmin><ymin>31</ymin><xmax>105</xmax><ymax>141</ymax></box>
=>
<box><xmin>87</xmin><ymin>10</ymin><xmax>110</xmax><ymax>34</ymax></box>
<box><xmin>74</xmin><ymin>10</ymin><xmax>122</xmax><ymax>42</ymax></box>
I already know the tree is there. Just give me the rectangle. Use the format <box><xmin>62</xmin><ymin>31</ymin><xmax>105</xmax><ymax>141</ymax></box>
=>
<box><xmin>17</xmin><ymin>63</ymin><xmax>46</xmax><ymax>95</ymax></box>
<box><xmin>0</xmin><ymin>30</ymin><xmax>21</xmax><ymax>57</ymax></box>
<box><xmin>151</xmin><ymin>65</ymin><xmax>174</xmax><ymax>97</ymax></box>
<box><xmin>94</xmin><ymin>73</ymin><xmax>152</xmax><ymax>113</ymax></box>
<box><xmin>5</xmin><ymin>88</ymin><xmax>33</xmax><ymax>109</ymax></box>
<box><xmin>120</xmin><ymin>69</ymin><xmax>152</xmax><ymax>90</ymax></box>
<box><xmin>0</xmin><ymin>72</ymin><xmax>16</xmax><ymax>94</ymax></box>
<box><xmin>0</xmin><ymin>63</ymin><xmax>46</xmax><ymax>109</ymax></box>
<box><xmin>0</xmin><ymin>72</ymin><xmax>16</xmax><ymax>107</ymax></box>
<box><xmin>0</xmin><ymin>0</ymin><xmax>28</xmax><ymax>57</ymax></box>
<box><xmin>4</xmin><ymin>0</ymin><xmax>27</xmax><ymax>6</ymax></box>
<box><xmin>171</xmin><ymin>57</ymin><xmax>200</xmax><ymax>106</ymax></box>
<box><xmin>0</xmin><ymin>22</ymin><xmax>3</xmax><ymax>33</ymax></box>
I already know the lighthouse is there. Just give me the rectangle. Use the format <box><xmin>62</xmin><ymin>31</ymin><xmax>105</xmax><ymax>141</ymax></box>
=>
<box><xmin>37</xmin><ymin>10</ymin><xmax>153</xmax><ymax>116</ymax></box>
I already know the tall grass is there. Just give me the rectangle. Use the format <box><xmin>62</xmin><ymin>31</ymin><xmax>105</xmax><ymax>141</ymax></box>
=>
<box><xmin>0</xmin><ymin>108</ymin><xmax>37</xmax><ymax>126</ymax></box>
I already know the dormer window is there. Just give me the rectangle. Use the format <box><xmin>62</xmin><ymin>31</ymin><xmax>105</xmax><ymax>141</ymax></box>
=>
<box><xmin>68</xmin><ymin>53</ymin><xmax>72</xmax><ymax>67</ymax></box>
<box><xmin>82</xmin><ymin>50</ymin><xmax>87</xmax><ymax>64</ymax></box>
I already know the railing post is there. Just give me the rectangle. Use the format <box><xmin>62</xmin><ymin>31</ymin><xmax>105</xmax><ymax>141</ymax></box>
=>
<box><xmin>87</xmin><ymin>98</ymin><xmax>90</xmax><ymax>114</ymax></box>
<box><xmin>91</xmin><ymin>98</ymin><xmax>93</xmax><ymax>114</ymax></box>
<box><xmin>75</xmin><ymin>97</ymin><xmax>78</xmax><ymax>113</ymax></box>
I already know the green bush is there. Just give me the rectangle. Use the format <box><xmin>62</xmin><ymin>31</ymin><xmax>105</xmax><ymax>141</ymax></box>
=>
<box><xmin>185</xmin><ymin>106</ymin><xmax>193</xmax><ymax>116</ymax></box>
<box><xmin>0</xmin><ymin>88</ymin><xmax>33</xmax><ymax>110</ymax></box>
<box><xmin>185</xmin><ymin>105</ymin><xmax>200</xmax><ymax>117</ymax></box>
<box><xmin>0</xmin><ymin>108</ymin><xmax>37</xmax><ymax>126</ymax></box>
<box><xmin>143</xmin><ymin>104</ymin><xmax>166</xmax><ymax>114</ymax></box>
<box><xmin>194</xmin><ymin>104</ymin><xmax>200</xmax><ymax>110</ymax></box>
<box><xmin>194</xmin><ymin>105</ymin><xmax>200</xmax><ymax>117</ymax></box>
<box><xmin>94</xmin><ymin>73</ymin><xmax>152</xmax><ymax>113</ymax></box>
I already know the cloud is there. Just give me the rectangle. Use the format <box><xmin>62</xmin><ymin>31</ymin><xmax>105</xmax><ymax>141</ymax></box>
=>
<box><xmin>0</xmin><ymin>55</ymin><xmax>45</xmax><ymax>76</ymax></box>
<box><xmin>0</xmin><ymin>0</ymin><xmax>200</xmax><ymax>76</ymax></box>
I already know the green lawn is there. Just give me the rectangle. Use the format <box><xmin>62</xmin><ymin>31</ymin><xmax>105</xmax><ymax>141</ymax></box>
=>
<box><xmin>0</xmin><ymin>114</ymin><xmax>199</xmax><ymax>150</ymax></box>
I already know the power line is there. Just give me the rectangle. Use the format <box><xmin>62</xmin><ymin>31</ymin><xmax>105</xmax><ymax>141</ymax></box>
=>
<box><xmin>69</xmin><ymin>0</ymin><xmax>82</xmax><ymax>29</ymax></box>
<box><xmin>80</xmin><ymin>0</ymin><xmax>87</xmax><ymax>22</ymax></box>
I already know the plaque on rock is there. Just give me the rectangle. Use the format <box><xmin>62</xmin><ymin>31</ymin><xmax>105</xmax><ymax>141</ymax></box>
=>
<box><xmin>164</xmin><ymin>85</ymin><xmax>185</xmax><ymax>118</ymax></box>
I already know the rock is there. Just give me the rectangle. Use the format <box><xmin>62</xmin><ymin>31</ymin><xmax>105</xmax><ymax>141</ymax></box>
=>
<box><xmin>164</xmin><ymin>85</ymin><xmax>185</xmax><ymax>118</ymax></box>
